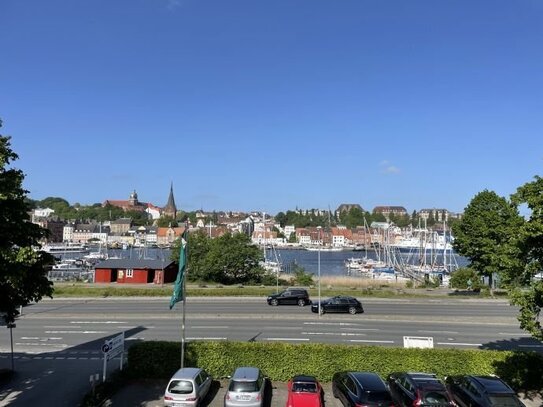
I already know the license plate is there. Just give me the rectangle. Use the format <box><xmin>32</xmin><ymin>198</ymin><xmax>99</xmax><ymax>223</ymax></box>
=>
<box><xmin>240</xmin><ymin>395</ymin><xmax>251</xmax><ymax>401</ymax></box>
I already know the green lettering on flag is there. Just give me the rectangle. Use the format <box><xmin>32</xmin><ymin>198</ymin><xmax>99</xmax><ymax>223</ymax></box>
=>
<box><xmin>170</xmin><ymin>230</ymin><xmax>188</xmax><ymax>309</ymax></box>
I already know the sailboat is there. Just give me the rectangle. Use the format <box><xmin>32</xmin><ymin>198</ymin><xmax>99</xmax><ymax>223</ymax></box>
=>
<box><xmin>84</xmin><ymin>224</ymin><xmax>108</xmax><ymax>262</ymax></box>
<box><xmin>260</xmin><ymin>213</ymin><xmax>283</xmax><ymax>274</ymax></box>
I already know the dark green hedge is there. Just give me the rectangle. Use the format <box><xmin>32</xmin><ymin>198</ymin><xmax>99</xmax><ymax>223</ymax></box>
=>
<box><xmin>126</xmin><ymin>341</ymin><xmax>543</xmax><ymax>391</ymax></box>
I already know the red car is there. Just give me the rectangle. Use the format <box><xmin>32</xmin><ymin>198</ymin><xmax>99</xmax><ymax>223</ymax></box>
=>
<box><xmin>286</xmin><ymin>375</ymin><xmax>324</xmax><ymax>407</ymax></box>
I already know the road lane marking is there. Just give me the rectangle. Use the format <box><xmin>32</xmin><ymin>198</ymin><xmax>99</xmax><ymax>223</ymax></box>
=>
<box><xmin>349</xmin><ymin>339</ymin><xmax>394</xmax><ymax>343</ymax></box>
<box><xmin>20</xmin><ymin>337</ymin><xmax>41</xmax><ymax>340</ymax></box>
<box><xmin>304</xmin><ymin>322</ymin><xmax>359</xmax><ymax>326</ymax></box>
<box><xmin>418</xmin><ymin>330</ymin><xmax>459</xmax><ymax>334</ymax></box>
<box><xmin>70</xmin><ymin>321</ymin><xmax>127</xmax><ymax>324</ymax></box>
<box><xmin>191</xmin><ymin>326</ymin><xmax>229</xmax><ymax>329</ymax></box>
<box><xmin>15</xmin><ymin>343</ymin><xmax>68</xmax><ymax>347</ymax></box>
<box><xmin>340</xmin><ymin>328</ymin><xmax>379</xmax><ymax>331</ymax></box>
<box><xmin>44</xmin><ymin>325</ymin><xmax>81</xmax><ymax>329</ymax></box>
<box><xmin>437</xmin><ymin>342</ymin><xmax>483</xmax><ymax>346</ymax></box>
<box><xmin>45</xmin><ymin>330</ymin><xmax>107</xmax><ymax>334</ymax></box>
<box><xmin>186</xmin><ymin>337</ymin><xmax>227</xmax><ymax>340</ymax></box>
<box><xmin>302</xmin><ymin>332</ymin><xmax>367</xmax><ymax>337</ymax></box>
<box><xmin>266</xmin><ymin>338</ymin><xmax>309</xmax><ymax>341</ymax></box>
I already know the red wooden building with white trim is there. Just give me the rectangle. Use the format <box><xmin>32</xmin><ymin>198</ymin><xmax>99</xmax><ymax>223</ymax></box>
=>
<box><xmin>94</xmin><ymin>259</ymin><xmax>177</xmax><ymax>284</ymax></box>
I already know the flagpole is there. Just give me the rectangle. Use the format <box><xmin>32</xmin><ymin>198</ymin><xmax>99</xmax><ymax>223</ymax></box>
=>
<box><xmin>181</xmin><ymin>273</ymin><xmax>186</xmax><ymax>368</ymax></box>
<box><xmin>181</xmin><ymin>223</ymin><xmax>188</xmax><ymax>369</ymax></box>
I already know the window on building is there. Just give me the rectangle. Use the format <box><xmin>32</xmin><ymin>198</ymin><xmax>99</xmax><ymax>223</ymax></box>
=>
<box><xmin>126</xmin><ymin>269</ymin><xmax>133</xmax><ymax>278</ymax></box>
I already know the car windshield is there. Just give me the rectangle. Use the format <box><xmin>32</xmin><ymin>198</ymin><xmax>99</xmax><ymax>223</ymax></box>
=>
<box><xmin>487</xmin><ymin>395</ymin><xmax>522</xmax><ymax>407</ymax></box>
<box><xmin>292</xmin><ymin>382</ymin><xmax>317</xmax><ymax>393</ymax></box>
<box><xmin>167</xmin><ymin>380</ymin><xmax>194</xmax><ymax>394</ymax></box>
<box><xmin>421</xmin><ymin>391</ymin><xmax>449</xmax><ymax>405</ymax></box>
<box><xmin>229</xmin><ymin>380</ymin><xmax>259</xmax><ymax>392</ymax></box>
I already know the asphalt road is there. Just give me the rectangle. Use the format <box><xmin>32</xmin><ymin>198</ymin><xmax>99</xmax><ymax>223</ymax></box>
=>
<box><xmin>1</xmin><ymin>296</ymin><xmax>542</xmax><ymax>406</ymax></box>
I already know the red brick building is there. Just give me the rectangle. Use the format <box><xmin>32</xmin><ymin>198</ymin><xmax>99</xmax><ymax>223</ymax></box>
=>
<box><xmin>94</xmin><ymin>259</ymin><xmax>177</xmax><ymax>284</ymax></box>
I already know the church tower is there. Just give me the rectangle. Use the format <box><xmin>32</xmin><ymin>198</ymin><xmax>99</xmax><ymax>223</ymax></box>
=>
<box><xmin>163</xmin><ymin>182</ymin><xmax>177</xmax><ymax>218</ymax></box>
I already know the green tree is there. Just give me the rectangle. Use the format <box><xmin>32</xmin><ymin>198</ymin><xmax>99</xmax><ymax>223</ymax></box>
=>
<box><xmin>171</xmin><ymin>231</ymin><xmax>263</xmax><ymax>284</ymax></box>
<box><xmin>157</xmin><ymin>216</ymin><xmax>178</xmax><ymax>228</ymax></box>
<box><xmin>171</xmin><ymin>230</ymin><xmax>211</xmax><ymax>281</ymax></box>
<box><xmin>509</xmin><ymin>176</ymin><xmax>543</xmax><ymax>340</ymax></box>
<box><xmin>204</xmin><ymin>232</ymin><xmax>264</xmax><ymax>284</ymax></box>
<box><xmin>0</xmin><ymin>125</ymin><xmax>54</xmax><ymax>324</ymax></box>
<box><xmin>452</xmin><ymin>190</ymin><xmax>525</xmax><ymax>288</ymax></box>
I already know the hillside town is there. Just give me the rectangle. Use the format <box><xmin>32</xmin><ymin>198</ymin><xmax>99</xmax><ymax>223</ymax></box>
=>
<box><xmin>31</xmin><ymin>186</ymin><xmax>462</xmax><ymax>251</ymax></box>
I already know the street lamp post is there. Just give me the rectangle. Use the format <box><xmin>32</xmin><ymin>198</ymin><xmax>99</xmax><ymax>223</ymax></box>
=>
<box><xmin>317</xmin><ymin>226</ymin><xmax>321</xmax><ymax>318</ymax></box>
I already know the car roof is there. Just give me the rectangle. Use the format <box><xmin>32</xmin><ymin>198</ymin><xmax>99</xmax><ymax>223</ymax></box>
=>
<box><xmin>292</xmin><ymin>375</ymin><xmax>317</xmax><ymax>383</ymax></box>
<box><xmin>352</xmin><ymin>372</ymin><xmax>387</xmax><ymax>391</ymax></box>
<box><xmin>232</xmin><ymin>367</ymin><xmax>260</xmax><ymax>381</ymax></box>
<box><xmin>470</xmin><ymin>376</ymin><xmax>514</xmax><ymax>393</ymax></box>
<box><xmin>170</xmin><ymin>367</ymin><xmax>202</xmax><ymax>380</ymax></box>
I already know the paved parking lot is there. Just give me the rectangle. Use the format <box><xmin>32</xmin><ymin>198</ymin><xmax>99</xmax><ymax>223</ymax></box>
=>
<box><xmin>106</xmin><ymin>379</ymin><xmax>343</xmax><ymax>407</ymax></box>
<box><xmin>107</xmin><ymin>379</ymin><xmax>543</xmax><ymax>407</ymax></box>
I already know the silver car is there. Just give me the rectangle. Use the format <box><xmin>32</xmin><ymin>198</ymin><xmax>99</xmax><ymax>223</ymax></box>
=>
<box><xmin>224</xmin><ymin>367</ymin><xmax>266</xmax><ymax>407</ymax></box>
<box><xmin>164</xmin><ymin>367</ymin><xmax>212</xmax><ymax>407</ymax></box>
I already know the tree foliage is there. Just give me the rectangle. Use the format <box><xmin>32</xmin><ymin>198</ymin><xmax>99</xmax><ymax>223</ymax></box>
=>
<box><xmin>509</xmin><ymin>176</ymin><xmax>543</xmax><ymax>340</ymax></box>
<box><xmin>510</xmin><ymin>281</ymin><xmax>543</xmax><ymax>341</ymax></box>
<box><xmin>451</xmin><ymin>190</ymin><xmax>525</xmax><ymax>287</ymax></box>
<box><xmin>0</xmin><ymin>124</ymin><xmax>54</xmax><ymax>324</ymax></box>
<box><xmin>171</xmin><ymin>230</ymin><xmax>264</xmax><ymax>285</ymax></box>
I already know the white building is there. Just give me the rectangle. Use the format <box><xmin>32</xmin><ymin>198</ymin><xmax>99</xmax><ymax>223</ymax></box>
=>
<box><xmin>34</xmin><ymin>207</ymin><xmax>55</xmax><ymax>218</ymax></box>
<box><xmin>63</xmin><ymin>224</ymin><xmax>74</xmax><ymax>242</ymax></box>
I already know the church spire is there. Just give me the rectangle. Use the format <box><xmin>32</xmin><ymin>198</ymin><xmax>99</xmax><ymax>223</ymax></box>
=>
<box><xmin>163</xmin><ymin>182</ymin><xmax>177</xmax><ymax>218</ymax></box>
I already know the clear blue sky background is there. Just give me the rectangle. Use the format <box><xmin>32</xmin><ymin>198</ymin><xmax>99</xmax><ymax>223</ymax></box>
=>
<box><xmin>1</xmin><ymin>0</ymin><xmax>542</xmax><ymax>215</ymax></box>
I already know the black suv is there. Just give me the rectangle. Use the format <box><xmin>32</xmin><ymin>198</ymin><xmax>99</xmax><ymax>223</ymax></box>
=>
<box><xmin>267</xmin><ymin>288</ymin><xmax>310</xmax><ymax>306</ymax></box>
<box><xmin>445</xmin><ymin>375</ymin><xmax>525</xmax><ymax>407</ymax></box>
<box><xmin>332</xmin><ymin>371</ymin><xmax>394</xmax><ymax>407</ymax></box>
<box><xmin>387</xmin><ymin>372</ymin><xmax>454</xmax><ymax>407</ymax></box>
<box><xmin>310</xmin><ymin>295</ymin><xmax>364</xmax><ymax>314</ymax></box>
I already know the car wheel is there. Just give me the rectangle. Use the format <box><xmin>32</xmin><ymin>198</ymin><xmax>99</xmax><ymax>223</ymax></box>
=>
<box><xmin>348</xmin><ymin>306</ymin><xmax>357</xmax><ymax>315</ymax></box>
<box><xmin>270</xmin><ymin>299</ymin><xmax>278</xmax><ymax>306</ymax></box>
<box><xmin>298</xmin><ymin>299</ymin><xmax>305</xmax><ymax>307</ymax></box>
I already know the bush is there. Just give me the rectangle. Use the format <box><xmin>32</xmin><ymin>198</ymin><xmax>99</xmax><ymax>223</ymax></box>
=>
<box><xmin>450</xmin><ymin>267</ymin><xmax>482</xmax><ymax>290</ymax></box>
<box><xmin>291</xmin><ymin>265</ymin><xmax>314</xmax><ymax>286</ymax></box>
<box><xmin>126</xmin><ymin>341</ymin><xmax>543</xmax><ymax>391</ymax></box>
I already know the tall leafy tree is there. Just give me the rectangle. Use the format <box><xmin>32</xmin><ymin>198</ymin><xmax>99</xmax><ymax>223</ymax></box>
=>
<box><xmin>0</xmin><ymin>123</ymin><xmax>54</xmax><ymax>324</ymax></box>
<box><xmin>510</xmin><ymin>176</ymin><xmax>543</xmax><ymax>340</ymax></box>
<box><xmin>452</xmin><ymin>190</ymin><xmax>525</xmax><ymax>288</ymax></box>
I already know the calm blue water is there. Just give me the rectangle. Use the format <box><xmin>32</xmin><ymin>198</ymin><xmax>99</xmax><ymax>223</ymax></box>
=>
<box><xmin>269</xmin><ymin>248</ymin><xmax>468</xmax><ymax>276</ymax></box>
<box><xmin>62</xmin><ymin>246</ymin><xmax>467</xmax><ymax>277</ymax></box>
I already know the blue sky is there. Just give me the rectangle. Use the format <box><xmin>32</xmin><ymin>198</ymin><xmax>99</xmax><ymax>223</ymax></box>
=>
<box><xmin>1</xmin><ymin>0</ymin><xmax>542</xmax><ymax>215</ymax></box>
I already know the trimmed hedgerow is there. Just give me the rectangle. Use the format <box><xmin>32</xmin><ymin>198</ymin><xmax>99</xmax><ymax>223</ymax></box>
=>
<box><xmin>126</xmin><ymin>341</ymin><xmax>543</xmax><ymax>391</ymax></box>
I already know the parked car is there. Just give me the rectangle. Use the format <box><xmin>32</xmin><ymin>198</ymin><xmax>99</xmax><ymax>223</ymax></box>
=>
<box><xmin>286</xmin><ymin>375</ymin><xmax>324</xmax><ymax>407</ymax></box>
<box><xmin>224</xmin><ymin>366</ymin><xmax>266</xmax><ymax>407</ymax></box>
<box><xmin>267</xmin><ymin>288</ymin><xmax>311</xmax><ymax>306</ymax></box>
<box><xmin>445</xmin><ymin>375</ymin><xmax>525</xmax><ymax>407</ymax></box>
<box><xmin>310</xmin><ymin>295</ymin><xmax>364</xmax><ymax>314</ymax></box>
<box><xmin>332</xmin><ymin>371</ymin><xmax>394</xmax><ymax>407</ymax></box>
<box><xmin>164</xmin><ymin>367</ymin><xmax>212</xmax><ymax>407</ymax></box>
<box><xmin>387</xmin><ymin>372</ymin><xmax>454</xmax><ymax>407</ymax></box>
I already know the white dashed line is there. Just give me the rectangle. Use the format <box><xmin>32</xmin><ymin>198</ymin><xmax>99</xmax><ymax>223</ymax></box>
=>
<box><xmin>266</xmin><ymin>338</ymin><xmax>310</xmax><ymax>341</ymax></box>
<box><xmin>437</xmin><ymin>342</ymin><xmax>483</xmax><ymax>346</ymax></box>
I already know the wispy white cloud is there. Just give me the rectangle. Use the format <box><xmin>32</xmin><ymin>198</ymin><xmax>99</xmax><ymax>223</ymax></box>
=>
<box><xmin>167</xmin><ymin>0</ymin><xmax>181</xmax><ymax>9</ymax></box>
<box><xmin>379</xmin><ymin>160</ymin><xmax>400</xmax><ymax>174</ymax></box>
